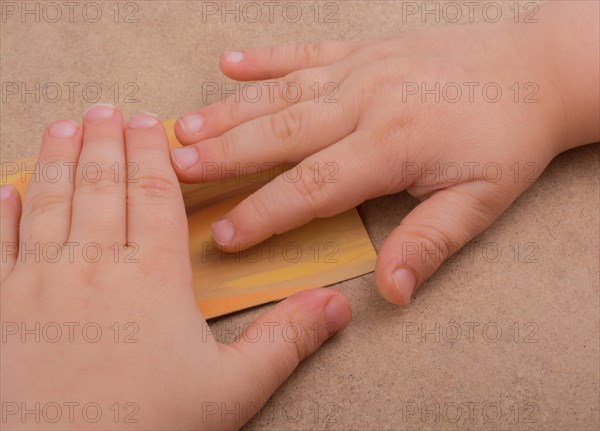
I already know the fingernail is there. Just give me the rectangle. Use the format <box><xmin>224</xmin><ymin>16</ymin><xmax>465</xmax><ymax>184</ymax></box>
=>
<box><xmin>171</xmin><ymin>147</ymin><xmax>198</xmax><ymax>170</ymax></box>
<box><xmin>84</xmin><ymin>103</ymin><xmax>115</xmax><ymax>121</ymax></box>
<box><xmin>225</xmin><ymin>51</ymin><xmax>244</xmax><ymax>63</ymax></box>
<box><xmin>211</xmin><ymin>218</ymin><xmax>235</xmax><ymax>245</ymax></box>
<box><xmin>178</xmin><ymin>114</ymin><xmax>204</xmax><ymax>135</ymax></box>
<box><xmin>48</xmin><ymin>119</ymin><xmax>79</xmax><ymax>138</ymax></box>
<box><xmin>392</xmin><ymin>267</ymin><xmax>417</xmax><ymax>304</ymax></box>
<box><xmin>324</xmin><ymin>296</ymin><xmax>352</xmax><ymax>336</ymax></box>
<box><xmin>128</xmin><ymin>113</ymin><xmax>159</xmax><ymax>129</ymax></box>
<box><xmin>0</xmin><ymin>185</ymin><xmax>14</xmax><ymax>200</ymax></box>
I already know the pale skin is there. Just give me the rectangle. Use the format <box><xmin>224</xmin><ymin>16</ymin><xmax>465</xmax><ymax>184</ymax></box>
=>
<box><xmin>0</xmin><ymin>1</ymin><xmax>598</xmax><ymax>430</ymax></box>
<box><xmin>0</xmin><ymin>107</ymin><xmax>351</xmax><ymax>430</ymax></box>
<box><xmin>172</xmin><ymin>1</ymin><xmax>599</xmax><ymax>304</ymax></box>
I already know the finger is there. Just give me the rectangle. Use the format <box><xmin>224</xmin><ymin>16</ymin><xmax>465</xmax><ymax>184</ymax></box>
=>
<box><xmin>69</xmin><ymin>104</ymin><xmax>126</xmax><ymax>248</ymax></box>
<box><xmin>375</xmin><ymin>182</ymin><xmax>515</xmax><ymax>305</ymax></box>
<box><xmin>219</xmin><ymin>40</ymin><xmax>361</xmax><ymax>81</ymax></box>
<box><xmin>209</xmin><ymin>130</ymin><xmax>387</xmax><ymax>251</ymax></box>
<box><xmin>218</xmin><ymin>288</ymin><xmax>351</xmax><ymax>429</ymax></box>
<box><xmin>19</xmin><ymin>120</ymin><xmax>82</xmax><ymax>248</ymax></box>
<box><xmin>124</xmin><ymin>114</ymin><xmax>188</xmax><ymax>256</ymax></box>
<box><xmin>174</xmin><ymin>66</ymin><xmax>345</xmax><ymax>145</ymax></box>
<box><xmin>0</xmin><ymin>185</ymin><xmax>22</xmax><ymax>281</ymax></box>
<box><xmin>172</xmin><ymin>98</ymin><xmax>358</xmax><ymax>182</ymax></box>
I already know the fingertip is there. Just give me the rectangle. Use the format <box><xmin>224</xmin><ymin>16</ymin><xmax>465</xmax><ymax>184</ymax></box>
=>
<box><xmin>176</xmin><ymin>113</ymin><xmax>205</xmax><ymax>141</ymax></box>
<box><xmin>127</xmin><ymin>112</ymin><xmax>160</xmax><ymax>130</ymax></box>
<box><xmin>224</xmin><ymin>51</ymin><xmax>245</xmax><ymax>64</ymax></box>
<box><xmin>209</xmin><ymin>210</ymin><xmax>273</xmax><ymax>254</ymax></box>
<box><xmin>389</xmin><ymin>265</ymin><xmax>418</xmax><ymax>305</ymax></box>
<box><xmin>324</xmin><ymin>294</ymin><xmax>352</xmax><ymax>335</ymax></box>
<box><xmin>84</xmin><ymin>102</ymin><xmax>120</xmax><ymax>123</ymax></box>
<box><xmin>219</xmin><ymin>49</ymin><xmax>269</xmax><ymax>81</ymax></box>
<box><xmin>47</xmin><ymin>119</ymin><xmax>80</xmax><ymax>139</ymax></box>
<box><xmin>219</xmin><ymin>50</ymin><xmax>246</xmax><ymax>77</ymax></box>
<box><xmin>125</xmin><ymin>113</ymin><xmax>168</xmax><ymax>151</ymax></box>
<box><xmin>171</xmin><ymin>146</ymin><xmax>199</xmax><ymax>171</ymax></box>
<box><xmin>0</xmin><ymin>184</ymin><xmax>21</xmax><ymax>208</ymax></box>
<box><xmin>211</xmin><ymin>217</ymin><xmax>235</xmax><ymax>246</ymax></box>
<box><xmin>0</xmin><ymin>184</ymin><xmax>21</xmax><ymax>280</ymax></box>
<box><xmin>391</xmin><ymin>267</ymin><xmax>418</xmax><ymax>305</ymax></box>
<box><xmin>0</xmin><ymin>184</ymin><xmax>22</xmax><ymax>231</ymax></box>
<box><xmin>375</xmin><ymin>258</ymin><xmax>418</xmax><ymax>306</ymax></box>
<box><xmin>174</xmin><ymin>117</ymin><xmax>196</xmax><ymax>145</ymax></box>
<box><xmin>287</xmin><ymin>288</ymin><xmax>352</xmax><ymax>336</ymax></box>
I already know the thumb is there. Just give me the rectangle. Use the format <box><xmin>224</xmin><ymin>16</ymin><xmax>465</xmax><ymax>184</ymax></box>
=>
<box><xmin>218</xmin><ymin>288</ymin><xmax>351</xmax><ymax>428</ymax></box>
<box><xmin>375</xmin><ymin>182</ymin><xmax>516</xmax><ymax>305</ymax></box>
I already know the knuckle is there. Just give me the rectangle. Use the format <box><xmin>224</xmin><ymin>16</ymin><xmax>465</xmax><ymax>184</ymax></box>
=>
<box><xmin>76</xmin><ymin>261</ymin><xmax>112</xmax><ymax>284</ymax></box>
<box><xmin>38</xmin><ymin>157</ymin><xmax>75</xmax><ymax>175</ymax></box>
<box><xmin>423</xmin><ymin>225</ymin><xmax>454</xmax><ymax>252</ymax></box>
<box><xmin>298</xmin><ymin>42</ymin><xmax>321</xmax><ymax>64</ymax></box>
<box><xmin>288</xmin><ymin>323</ymin><xmax>313</xmax><ymax>361</ymax></box>
<box><xmin>216</xmin><ymin>132</ymin><xmax>234</xmax><ymax>162</ymax></box>
<box><xmin>76</xmin><ymin>161</ymin><xmax>121</xmax><ymax>195</ymax></box>
<box><xmin>280</xmin><ymin>71</ymin><xmax>303</xmax><ymax>99</ymax></box>
<box><xmin>268</xmin><ymin>44</ymin><xmax>283</xmax><ymax>63</ymax></box>
<box><xmin>371</xmin><ymin>129</ymin><xmax>409</xmax><ymax>192</ymax></box>
<box><xmin>24</xmin><ymin>191</ymin><xmax>69</xmax><ymax>220</ymax></box>
<box><xmin>274</xmin><ymin>307</ymin><xmax>311</xmax><ymax>367</ymax></box>
<box><xmin>462</xmin><ymin>190</ymin><xmax>500</xmax><ymax>226</ymax></box>
<box><xmin>223</xmin><ymin>95</ymin><xmax>240</xmax><ymax>124</ymax></box>
<box><xmin>128</xmin><ymin>170</ymin><xmax>180</xmax><ymax>200</ymax></box>
<box><xmin>26</xmin><ymin>158</ymin><xmax>76</xmax><ymax>186</ymax></box>
<box><xmin>269</xmin><ymin>107</ymin><xmax>302</xmax><ymax>146</ymax></box>
<box><xmin>354</xmin><ymin>42</ymin><xmax>393</xmax><ymax>63</ymax></box>
<box><xmin>245</xmin><ymin>195</ymin><xmax>273</xmax><ymax>228</ymax></box>
<box><xmin>291</xmin><ymin>164</ymin><xmax>330</xmax><ymax>210</ymax></box>
<box><xmin>280</xmin><ymin>329</ymin><xmax>306</xmax><ymax>368</ymax></box>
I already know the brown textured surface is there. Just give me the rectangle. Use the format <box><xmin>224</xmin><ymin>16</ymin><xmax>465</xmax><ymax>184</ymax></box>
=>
<box><xmin>1</xmin><ymin>1</ymin><xmax>598</xmax><ymax>429</ymax></box>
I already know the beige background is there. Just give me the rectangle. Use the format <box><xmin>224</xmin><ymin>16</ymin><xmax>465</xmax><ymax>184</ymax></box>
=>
<box><xmin>1</xmin><ymin>1</ymin><xmax>598</xmax><ymax>429</ymax></box>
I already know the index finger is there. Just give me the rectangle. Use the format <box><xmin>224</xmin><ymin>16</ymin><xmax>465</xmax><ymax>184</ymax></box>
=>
<box><xmin>210</xmin><ymin>130</ymin><xmax>387</xmax><ymax>251</ymax></box>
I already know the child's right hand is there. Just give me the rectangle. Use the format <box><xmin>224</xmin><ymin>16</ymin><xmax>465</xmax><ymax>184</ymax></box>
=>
<box><xmin>171</xmin><ymin>1</ymin><xmax>599</xmax><ymax>304</ymax></box>
<box><xmin>0</xmin><ymin>106</ymin><xmax>351</xmax><ymax>430</ymax></box>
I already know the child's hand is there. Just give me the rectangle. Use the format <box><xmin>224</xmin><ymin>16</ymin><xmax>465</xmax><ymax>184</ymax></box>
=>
<box><xmin>171</xmin><ymin>2</ymin><xmax>598</xmax><ymax>305</ymax></box>
<box><xmin>0</xmin><ymin>105</ymin><xmax>351</xmax><ymax>430</ymax></box>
